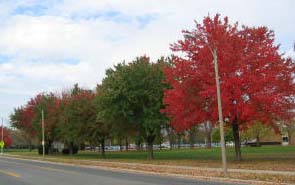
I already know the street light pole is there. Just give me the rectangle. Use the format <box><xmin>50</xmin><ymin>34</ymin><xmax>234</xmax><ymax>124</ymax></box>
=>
<box><xmin>41</xmin><ymin>109</ymin><xmax>45</xmax><ymax>159</ymax></box>
<box><xmin>183</xmin><ymin>33</ymin><xmax>228</xmax><ymax>175</ymax></box>
<box><xmin>213</xmin><ymin>48</ymin><xmax>228</xmax><ymax>175</ymax></box>
<box><xmin>1</xmin><ymin>118</ymin><xmax>3</xmax><ymax>141</ymax></box>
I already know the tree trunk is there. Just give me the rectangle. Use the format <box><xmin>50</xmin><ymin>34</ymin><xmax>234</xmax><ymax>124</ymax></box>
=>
<box><xmin>146</xmin><ymin>135</ymin><xmax>155</xmax><ymax>160</ymax></box>
<box><xmin>256</xmin><ymin>135</ymin><xmax>261</xmax><ymax>147</ymax></box>
<box><xmin>177</xmin><ymin>134</ymin><xmax>181</xmax><ymax>149</ymax></box>
<box><xmin>287</xmin><ymin>125</ymin><xmax>294</xmax><ymax>145</ymax></box>
<box><xmin>28</xmin><ymin>140</ymin><xmax>32</xmax><ymax>152</ymax></box>
<box><xmin>100</xmin><ymin>138</ymin><xmax>105</xmax><ymax>157</ymax></box>
<box><xmin>170</xmin><ymin>142</ymin><xmax>173</xmax><ymax>150</ymax></box>
<box><xmin>165</xmin><ymin>126</ymin><xmax>176</xmax><ymax>150</ymax></box>
<box><xmin>119</xmin><ymin>137</ymin><xmax>123</xmax><ymax>151</ymax></box>
<box><xmin>125</xmin><ymin>137</ymin><xmax>129</xmax><ymax>151</ymax></box>
<box><xmin>188</xmin><ymin>127</ymin><xmax>196</xmax><ymax>149</ymax></box>
<box><xmin>232</xmin><ymin>119</ymin><xmax>241</xmax><ymax>161</ymax></box>
<box><xmin>80</xmin><ymin>143</ymin><xmax>85</xmax><ymax>151</ymax></box>
<box><xmin>136</xmin><ymin>138</ymin><xmax>141</xmax><ymax>151</ymax></box>
<box><xmin>167</xmin><ymin>128</ymin><xmax>174</xmax><ymax>150</ymax></box>
<box><xmin>204</xmin><ymin>122</ymin><xmax>212</xmax><ymax>148</ymax></box>
<box><xmin>69</xmin><ymin>141</ymin><xmax>74</xmax><ymax>155</ymax></box>
<box><xmin>137</xmin><ymin>142</ymin><xmax>141</xmax><ymax>151</ymax></box>
<box><xmin>48</xmin><ymin>140</ymin><xmax>52</xmax><ymax>154</ymax></box>
<box><xmin>207</xmin><ymin>134</ymin><xmax>212</xmax><ymax>148</ymax></box>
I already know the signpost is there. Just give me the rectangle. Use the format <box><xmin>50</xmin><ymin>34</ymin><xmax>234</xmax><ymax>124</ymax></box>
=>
<box><xmin>0</xmin><ymin>118</ymin><xmax>4</xmax><ymax>155</ymax></box>
<box><xmin>0</xmin><ymin>140</ymin><xmax>4</xmax><ymax>155</ymax></box>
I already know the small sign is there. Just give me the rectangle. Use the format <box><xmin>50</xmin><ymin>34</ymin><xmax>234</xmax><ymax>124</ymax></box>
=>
<box><xmin>0</xmin><ymin>140</ymin><xmax>4</xmax><ymax>149</ymax></box>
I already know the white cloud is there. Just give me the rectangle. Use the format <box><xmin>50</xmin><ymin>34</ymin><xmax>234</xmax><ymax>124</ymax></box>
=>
<box><xmin>0</xmin><ymin>0</ymin><xmax>294</xmax><ymax>124</ymax></box>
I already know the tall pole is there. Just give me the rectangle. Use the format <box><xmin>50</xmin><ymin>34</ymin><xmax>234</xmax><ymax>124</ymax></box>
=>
<box><xmin>41</xmin><ymin>109</ymin><xmax>45</xmax><ymax>159</ymax></box>
<box><xmin>213</xmin><ymin>49</ymin><xmax>228</xmax><ymax>175</ymax></box>
<box><xmin>1</xmin><ymin>118</ymin><xmax>3</xmax><ymax>141</ymax></box>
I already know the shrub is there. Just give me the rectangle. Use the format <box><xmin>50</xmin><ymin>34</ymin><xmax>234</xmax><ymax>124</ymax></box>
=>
<box><xmin>62</xmin><ymin>145</ymin><xmax>79</xmax><ymax>155</ymax></box>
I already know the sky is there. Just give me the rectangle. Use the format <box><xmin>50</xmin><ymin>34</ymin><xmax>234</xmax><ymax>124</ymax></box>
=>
<box><xmin>0</xmin><ymin>0</ymin><xmax>294</xmax><ymax>126</ymax></box>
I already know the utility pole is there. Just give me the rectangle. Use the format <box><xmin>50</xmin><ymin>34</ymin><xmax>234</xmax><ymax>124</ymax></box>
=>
<box><xmin>182</xmin><ymin>33</ymin><xmax>228</xmax><ymax>175</ymax></box>
<box><xmin>213</xmin><ymin>49</ymin><xmax>228</xmax><ymax>175</ymax></box>
<box><xmin>1</xmin><ymin>118</ymin><xmax>3</xmax><ymax>141</ymax></box>
<box><xmin>41</xmin><ymin>109</ymin><xmax>45</xmax><ymax>159</ymax></box>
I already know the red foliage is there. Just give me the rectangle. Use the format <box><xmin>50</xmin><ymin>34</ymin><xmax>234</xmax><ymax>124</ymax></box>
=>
<box><xmin>163</xmin><ymin>14</ymin><xmax>295</xmax><ymax>132</ymax></box>
<box><xmin>17</xmin><ymin>106</ymin><xmax>36</xmax><ymax>136</ymax></box>
<box><xmin>14</xmin><ymin>93</ymin><xmax>56</xmax><ymax>137</ymax></box>
<box><xmin>60</xmin><ymin>90</ymin><xmax>95</xmax><ymax>107</ymax></box>
<box><xmin>17</xmin><ymin>94</ymin><xmax>46</xmax><ymax>136</ymax></box>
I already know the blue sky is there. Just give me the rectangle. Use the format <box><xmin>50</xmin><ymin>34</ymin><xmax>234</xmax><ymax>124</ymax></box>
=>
<box><xmin>0</xmin><ymin>0</ymin><xmax>294</xmax><ymax>126</ymax></box>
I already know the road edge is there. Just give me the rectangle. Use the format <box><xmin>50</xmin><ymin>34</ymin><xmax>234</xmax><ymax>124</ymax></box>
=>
<box><xmin>0</xmin><ymin>154</ymin><xmax>290</xmax><ymax>185</ymax></box>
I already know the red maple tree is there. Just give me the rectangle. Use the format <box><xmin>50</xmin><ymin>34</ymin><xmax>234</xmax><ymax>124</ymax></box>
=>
<box><xmin>162</xmin><ymin>14</ymin><xmax>295</xmax><ymax>160</ymax></box>
<box><xmin>11</xmin><ymin>93</ymin><xmax>60</xmax><ymax>148</ymax></box>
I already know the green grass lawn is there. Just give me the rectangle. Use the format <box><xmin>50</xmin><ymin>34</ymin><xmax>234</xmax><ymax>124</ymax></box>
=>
<box><xmin>74</xmin><ymin>146</ymin><xmax>293</xmax><ymax>160</ymax></box>
<box><xmin>5</xmin><ymin>146</ymin><xmax>295</xmax><ymax>170</ymax></box>
<box><xmin>6</xmin><ymin>145</ymin><xmax>295</xmax><ymax>160</ymax></box>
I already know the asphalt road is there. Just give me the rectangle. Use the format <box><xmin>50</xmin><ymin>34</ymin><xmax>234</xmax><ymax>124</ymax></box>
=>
<box><xmin>0</xmin><ymin>156</ymin><xmax>233</xmax><ymax>185</ymax></box>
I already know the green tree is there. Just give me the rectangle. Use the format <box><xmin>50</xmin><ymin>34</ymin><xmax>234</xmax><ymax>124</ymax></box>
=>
<box><xmin>90</xmin><ymin>85</ymin><xmax>113</xmax><ymax>157</ymax></box>
<box><xmin>96</xmin><ymin>56</ymin><xmax>168</xmax><ymax>159</ymax></box>
<box><xmin>57</xmin><ymin>84</ymin><xmax>96</xmax><ymax>155</ymax></box>
<box><xmin>212</xmin><ymin>127</ymin><xmax>234</xmax><ymax>144</ymax></box>
<box><xmin>241</xmin><ymin>122</ymin><xmax>277</xmax><ymax>147</ymax></box>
